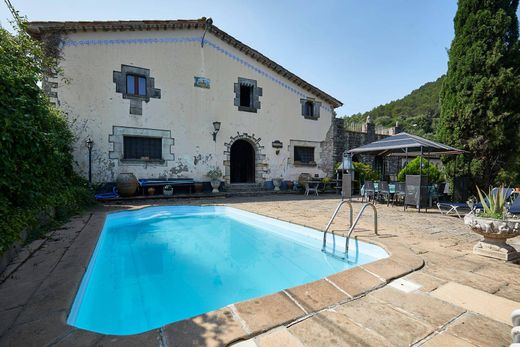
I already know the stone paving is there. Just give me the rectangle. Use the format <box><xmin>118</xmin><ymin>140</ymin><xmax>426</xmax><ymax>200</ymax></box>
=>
<box><xmin>0</xmin><ymin>195</ymin><xmax>519</xmax><ymax>346</ymax></box>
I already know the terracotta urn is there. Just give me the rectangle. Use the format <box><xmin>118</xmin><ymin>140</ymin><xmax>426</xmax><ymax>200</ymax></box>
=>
<box><xmin>464</xmin><ymin>214</ymin><xmax>520</xmax><ymax>261</ymax></box>
<box><xmin>116</xmin><ymin>173</ymin><xmax>138</xmax><ymax>197</ymax></box>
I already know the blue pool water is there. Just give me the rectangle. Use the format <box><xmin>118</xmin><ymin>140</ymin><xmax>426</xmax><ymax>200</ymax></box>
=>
<box><xmin>68</xmin><ymin>206</ymin><xmax>387</xmax><ymax>335</ymax></box>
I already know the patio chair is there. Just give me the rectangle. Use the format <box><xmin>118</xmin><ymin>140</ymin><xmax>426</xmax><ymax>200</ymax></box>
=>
<box><xmin>363</xmin><ymin>181</ymin><xmax>376</xmax><ymax>202</ymax></box>
<box><xmin>305</xmin><ymin>181</ymin><xmax>319</xmax><ymax>196</ymax></box>
<box><xmin>394</xmin><ymin>182</ymin><xmax>406</xmax><ymax>206</ymax></box>
<box><xmin>378</xmin><ymin>181</ymin><xmax>391</xmax><ymax>206</ymax></box>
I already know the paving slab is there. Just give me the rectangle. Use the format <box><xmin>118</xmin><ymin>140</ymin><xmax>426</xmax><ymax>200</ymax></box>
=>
<box><xmin>162</xmin><ymin>307</ymin><xmax>248</xmax><ymax>347</ymax></box>
<box><xmin>446</xmin><ymin>313</ymin><xmax>511</xmax><ymax>346</ymax></box>
<box><xmin>327</xmin><ymin>267</ymin><xmax>384</xmax><ymax>297</ymax></box>
<box><xmin>234</xmin><ymin>292</ymin><xmax>305</xmax><ymax>333</ymax></box>
<box><xmin>0</xmin><ymin>309</ymin><xmax>72</xmax><ymax>346</ymax></box>
<box><xmin>421</xmin><ymin>332</ymin><xmax>477</xmax><ymax>347</ymax></box>
<box><xmin>494</xmin><ymin>284</ymin><xmax>520</xmax><ymax>302</ymax></box>
<box><xmin>361</xmin><ymin>258</ymin><xmax>413</xmax><ymax>283</ymax></box>
<box><xmin>288</xmin><ymin>310</ymin><xmax>392</xmax><ymax>347</ymax></box>
<box><xmin>403</xmin><ymin>272</ymin><xmax>447</xmax><ymax>292</ymax></box>
<box><xmin>256</xmin><ymin>328</ymin><xmax>304</xmax><ymax>347</ymax></box>
<box><xmin>286</xmin><ymin>279</ymin><xmax>349</xmax><ymax>312</ymax></box>
<box><xmin>424</xmin><ymin>266</ymin><xmax>507</xmax><ymax>294</ymax></box>
<box><xmin>431</xmin><ymin>282</ymin><xmax>520</xmax><ymax>325</ymax></box>
<box><xmin>373</xmin><ymin>285</ymin><xmax>465</xmax><ymax>328</ymax></box>
<box><xmin>335</xmin><ymin>295</ymin><xmax>433</xmax><ymax>346</ymax></box>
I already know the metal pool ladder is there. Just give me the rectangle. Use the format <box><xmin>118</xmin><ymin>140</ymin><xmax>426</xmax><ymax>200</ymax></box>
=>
<box><xmin>322</xmin><ymin>201</ymin><xmax>378</xmax><ymax>258</ymax></box>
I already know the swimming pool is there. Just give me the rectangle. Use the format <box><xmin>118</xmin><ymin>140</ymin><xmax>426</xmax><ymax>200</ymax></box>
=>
<box><xmin>67</xmin><ymin>206</ymin><xmax>387</xmax><ymax>335</ymax></box>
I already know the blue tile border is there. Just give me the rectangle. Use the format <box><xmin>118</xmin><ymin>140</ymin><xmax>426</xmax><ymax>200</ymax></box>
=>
<box><xmin>61</xmin><ymin>36</ymin><xmax>333</xmax><ymax>114</ymax></box>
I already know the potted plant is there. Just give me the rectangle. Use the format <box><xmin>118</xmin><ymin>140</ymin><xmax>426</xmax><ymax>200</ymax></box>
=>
<box><xmin>163</xmin><ymin>184</ymin><xmax>173</xmax><ymax>196</ymax></box>
<box><xmin>272</xmin><ymin>176</ymin><xmax>283</xmax><ymax>191</ymax></box>
<box><xmin>464</xmin><ymin>186</ymin><xmax>520</xmax><ymax>261</ymax></box>
<box><xmin>207</xmin><ymin>167</ymin><xmax>222</xmax><ymax>193</ymax></box>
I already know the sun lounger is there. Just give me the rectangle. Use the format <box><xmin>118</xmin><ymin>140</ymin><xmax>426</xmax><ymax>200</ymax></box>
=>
<box><xmin>437</xmin><ymin>202</ymin><xmax>471</xmax><ymax>218</ymax></box>
<box><xmin>509</xmin><ymin>197</ymin><xmax>520</xmax><ymax>214</ymax></box>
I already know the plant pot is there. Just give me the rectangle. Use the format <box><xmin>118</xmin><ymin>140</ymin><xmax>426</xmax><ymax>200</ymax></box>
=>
<box><xmin>464</xmin><ymin>214</ymin><xmax>520</xmax><ymax>261</ymax></box>
<box><xmin>287</xmin><ymin>181</ymin><xmax>294</xmax><ymax>191</ymax></box>
<box><xmin>116</xmin><ymin>173</ymin><xmax>138</xmax><ymax>197</ymax></box>
<box><xmin>273</xmin><ymin>178</ymin><xmax>282</xmax><ymax>191</ymax></box>
<box><xmin>210</xmin><ymin>179</ymin><xmax>221</xmax><ymax>193</ymax></box>
<box><xmin>194</xmin><ymin>182</ymin><xmax>203</xmax><ymax>193</ymax></box>
<box><xmin>163</xmin><ymin>189</ymin><xmax>173</xmax><ymax>196</ymax></box>
<box><xmin>147</xmin><ymin>187</ymin><xmax>156</xmax><ymax>195</ymax></box>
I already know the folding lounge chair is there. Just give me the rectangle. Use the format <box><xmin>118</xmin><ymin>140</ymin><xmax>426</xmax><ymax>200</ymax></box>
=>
<box><xmin>437</xmin><ymin>202</ymin><xmax>471</xmax><ymax>218</ymax></box>
<box><xmin>509</xmin><ymin>197</ymin><xmax>520</xmax><ymax>214</ymax></box>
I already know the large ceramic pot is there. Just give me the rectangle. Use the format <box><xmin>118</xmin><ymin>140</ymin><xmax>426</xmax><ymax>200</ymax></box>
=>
<box><xmin>210</xmin><ymin>179</ymin><xmax>221</xmax><ymax>193</ymax></box>
<box><xmin>464</xmin><ymin>214</ymin><xmax>520</xmax><ymax>261</ymax></box>
<box><xmin>116</xmin><ymin>173</ymin><xmax>138</xmax><ymax>197</ymax></box>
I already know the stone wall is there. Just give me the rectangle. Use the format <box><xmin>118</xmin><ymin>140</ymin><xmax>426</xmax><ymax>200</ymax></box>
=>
<box><xmin>333</xmin><ymin>117</ymin><xmax>402</xmax><ymax>178</ymax></box>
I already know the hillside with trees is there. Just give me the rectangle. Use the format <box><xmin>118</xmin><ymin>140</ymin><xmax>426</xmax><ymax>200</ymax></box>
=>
<box><xmin>345</xmin><ymin>76</ymin><xmax>444</xmax><ymax>138</ymax></box>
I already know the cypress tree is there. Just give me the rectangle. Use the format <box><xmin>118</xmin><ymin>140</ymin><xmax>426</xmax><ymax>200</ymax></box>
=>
<box><xmin>438</xmin><ymin>0</ymin><xmax>520</xmax><ymax>186</ymax></box>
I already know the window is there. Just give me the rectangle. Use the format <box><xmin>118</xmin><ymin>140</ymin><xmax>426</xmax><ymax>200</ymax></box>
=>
<box><xmin>240</xmin><ymin>84</ymin><xmax>253</xmax><ymax>107</ymax></box>
<box><xmin>294</xmin><ymin>146</ymin><xmax>315</xmax><ymax>164</ymax></box>
<box><xmin>303</xmin><ymin>101</ymin><xmax>314</xmax><ymax>118</ymax></box>
<box><xmin>126</xmin><ymin>75</ymin><xmax>147</xmax><ymax>97</ymax></box>
<box><xmin>300</xmin><ymin>98</ymin><xmax>321</xmax><ymax>120</ymax></box>
<box><xmin>123</xmin><ymin>136</ymin><xmax>162</xmax><ymax>160</ymax></box>
<box><xmin>234</xmin><ymin>78</ymin><xmax>262</xmax><ymax>113</ymax></box>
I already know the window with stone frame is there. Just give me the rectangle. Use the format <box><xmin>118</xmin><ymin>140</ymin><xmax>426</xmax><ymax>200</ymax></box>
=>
<box><xmin>113</xmin><ymin>65</ymin><xmax>161</xmax><ymax>115</ymax></box>
<box><xmin>300</xmin><ymin>98</ymin><xmax>321</xmax><ymax>120</ymax></box>
<box><xmin>123</xmin><ymin>136</ymin><xmax>162</xmax><ymax>160</ymax></box>
<box><xmin>234</xmin><ymin>77</ymin><xmax>262</xmax><ymax>113</ymax></box>
<box><xmin>294</xmin><ymin>146</ymin><xmax>315</xmax><ymax>164</ymax></box>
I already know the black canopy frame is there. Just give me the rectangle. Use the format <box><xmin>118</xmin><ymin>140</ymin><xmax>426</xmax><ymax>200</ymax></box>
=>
<box><xmin>346</xmin><ymin>132</ymin><xmax>466</xmax><ymax>211</ymax></box>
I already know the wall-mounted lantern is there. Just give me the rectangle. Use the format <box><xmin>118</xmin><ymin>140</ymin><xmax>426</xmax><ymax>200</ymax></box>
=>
<box><xmin>272</xmin><ymin>140</ymin><xmax>283</xmax><ymax>155</ymax></box>
<box><xmin>86</xmin><ymin>138</ymin><xmax>94</xmax><ymax>185</ymax></box>
<box><xmin>212</xmin><ymin>121</ymin><xmax>221</xmax><ymax>142</ymax></box>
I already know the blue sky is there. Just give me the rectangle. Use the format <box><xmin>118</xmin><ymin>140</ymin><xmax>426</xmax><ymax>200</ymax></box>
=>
<box><xmin>0</xmin><ymin>1</ymin><xmax>469</xmax><ymax>115</ymax></box>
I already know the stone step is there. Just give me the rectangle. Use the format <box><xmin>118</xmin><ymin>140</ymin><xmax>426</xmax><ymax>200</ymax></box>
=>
<box><xmin>227</xmin><ymin>183</ymin><xmax>264</xmax><ymax>192</ymax></box>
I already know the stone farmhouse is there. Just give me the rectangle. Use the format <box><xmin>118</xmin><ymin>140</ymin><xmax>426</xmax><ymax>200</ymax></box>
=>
<box><xmin>28</xmin><ymin>18</ymin><xmax>343</xmax><ymax>186</ymax></box>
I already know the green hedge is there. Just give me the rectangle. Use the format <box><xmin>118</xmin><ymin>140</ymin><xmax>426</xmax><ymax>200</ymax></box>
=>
<box><xmin>0</xmin><ymin>24</ymin><xmax>93</xmax><ymax>254</ymax></box>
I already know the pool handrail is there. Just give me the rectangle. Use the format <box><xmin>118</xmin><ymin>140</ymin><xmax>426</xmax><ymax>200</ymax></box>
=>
<box><xmin>345</xmin><ymin>203</ymin><xmax>378</xmax><ymax>256</ymax></box>
<box><xmin>322</xmin><ymin>200</ymin><xmax>353</xmax><ymax>251</ymax></box>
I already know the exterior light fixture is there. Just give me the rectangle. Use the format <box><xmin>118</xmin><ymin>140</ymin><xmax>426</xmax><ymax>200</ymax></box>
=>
<box><xmin>86</xmin><ymin>138</ymin><xmax>94</xmax><ymax>184</ymax></box>
<box><xmin>342</xmin><ymin>151</ymin><xmax>354</xmax><ymax>171</ymax></box>
<box><xmin>272</xmin><ymin>140</ymin><xmax>283</xmax><ymax>155</ymax></box>
<box><xmin>212</xmin><ymin>121</ymin><xmax>221</xmax><ymax>142</ymax></box>
<box><xmin>201</xmin><ymin>17</ymin><xmax>213</xmax><ymax>48</ymax></box>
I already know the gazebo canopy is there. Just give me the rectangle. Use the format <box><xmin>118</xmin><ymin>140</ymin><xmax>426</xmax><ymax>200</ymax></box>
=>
<box><xmin>347</xmin><ymin>132</ymin><xmax>465</xmax><ymax>157</ymax></box>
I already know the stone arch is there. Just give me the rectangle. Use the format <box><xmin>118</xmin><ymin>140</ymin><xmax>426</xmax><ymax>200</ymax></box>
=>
<box><xmin>223</xmin><ymin>132</ymin><xmax>268</xmax><ymax>185</ymax></box>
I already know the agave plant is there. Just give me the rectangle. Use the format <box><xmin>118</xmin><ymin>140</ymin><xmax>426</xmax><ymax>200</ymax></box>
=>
<box><xmin>476</xmin><ymin>186</ymin><xmax>507</xmax><ymax>219</ymax></box>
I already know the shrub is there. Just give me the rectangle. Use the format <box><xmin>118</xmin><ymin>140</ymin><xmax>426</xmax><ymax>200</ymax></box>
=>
<box><xmin>0</xmin><ymin>23</ymin><xmax>93</xmax><ymax>254</ymax></box>
<box><xmin>353</xmin><ymin>162</ymin><xmax>380</xmax><ymax>181</ymax></box>
<box><xmin>397</xmin><ymin>157</ymin><xmax>442</xmax><ymax>182</ymax></box>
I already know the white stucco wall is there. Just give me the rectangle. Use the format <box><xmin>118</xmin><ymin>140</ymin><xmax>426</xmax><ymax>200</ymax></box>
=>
<box><xmin>51</xmin><ymin>28</ymin><xmax>337</xmax><ymax>183</ymax></box>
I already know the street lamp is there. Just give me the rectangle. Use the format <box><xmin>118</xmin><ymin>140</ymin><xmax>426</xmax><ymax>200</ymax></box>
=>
<box><xmin>212</xmin><ymin>121</ymin><xmax>221</xmax><ymax>142</ymax></box>
<box><xmin>86</xmin><ymin>138</ymin><xmax>93</xmax><ymax>185</ymax></box>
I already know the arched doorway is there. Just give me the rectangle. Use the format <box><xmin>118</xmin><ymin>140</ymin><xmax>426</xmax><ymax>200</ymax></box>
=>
<box><xmin>230</xmin><ymin>140</ymin><xmax>255</xmax><ymax>183</ymax></box>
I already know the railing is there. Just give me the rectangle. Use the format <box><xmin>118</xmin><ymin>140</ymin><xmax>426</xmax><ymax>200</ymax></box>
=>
<box><xmin>322</xmin><ymin>200</ymin><xmax>353</xmax><ymax>251</ymax></box>
<box><xmin>345</xmin><ymin>203</ymin><xmax>378</xmax><ymax>256</ymax></box>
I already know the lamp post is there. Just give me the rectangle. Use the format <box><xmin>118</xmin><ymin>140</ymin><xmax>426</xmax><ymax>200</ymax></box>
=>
<box><xmin>86</xmin><ymin>138</ymin><xmax>93</xmax><ymax>185</ymax></box>
<box><xmin>212</xmin><ymin>121</ymin><xmax>221</xmax><ymax>142</ymax></box>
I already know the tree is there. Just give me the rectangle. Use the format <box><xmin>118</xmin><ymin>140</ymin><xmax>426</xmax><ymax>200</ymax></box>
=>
<box><xmin>438</xmin><ymin>0</ymin><xmax>520</xmax><ymax>187</ymax></box>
